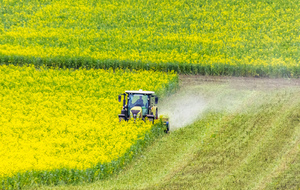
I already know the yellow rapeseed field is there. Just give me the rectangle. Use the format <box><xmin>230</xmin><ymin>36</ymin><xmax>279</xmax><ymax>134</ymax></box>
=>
<box><xmin>0</xmin><ymin>0</ymin><xmax>299</xmax><ymax>76</ymax></box>
<box><xmin>0</xmin><ymin>64</ymin><xmax>177</xmax><ymax>180</ymax></box>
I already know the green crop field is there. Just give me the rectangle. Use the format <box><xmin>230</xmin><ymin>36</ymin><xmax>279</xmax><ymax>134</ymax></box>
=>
<box><xmin>0</xmin><ymin>0</ymin><xmax>300</xmax><ymax>77</ymax></box>
<box><xmin>1</xmin><ymin>0</ymin><xmax>300</xmax><ymax>189</ymax></box>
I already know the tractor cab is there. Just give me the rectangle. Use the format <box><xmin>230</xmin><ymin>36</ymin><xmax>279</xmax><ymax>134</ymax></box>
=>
<box><xmin>118</xmin><ymin>89</ymin><xmax>158</xmax><ymax>122</ymax></box>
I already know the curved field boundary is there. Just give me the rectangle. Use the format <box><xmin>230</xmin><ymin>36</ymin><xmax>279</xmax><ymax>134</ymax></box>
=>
<box><xmin>0</xmin><ymin>123</ymin><xmax>167</xmax><ymax>189</ymax></box>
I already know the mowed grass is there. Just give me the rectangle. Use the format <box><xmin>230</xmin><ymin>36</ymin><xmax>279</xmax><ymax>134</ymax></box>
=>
<box><xmin>39</xmin><ymin>81</ymin><xmax>300</xmax><ymax>190</ymax></box>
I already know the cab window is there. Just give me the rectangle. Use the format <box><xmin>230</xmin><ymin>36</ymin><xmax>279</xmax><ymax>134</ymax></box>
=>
<box><xmin>128</xmin><ymin>94</ymin><xmax>148</xmax><ymax>109</ymax></box>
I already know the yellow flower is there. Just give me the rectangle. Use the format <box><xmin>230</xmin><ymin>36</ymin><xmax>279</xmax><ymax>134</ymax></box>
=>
<box><xmin>0</xmin><ymin>64</ymin><xmax>177</xmax><ymax>177</ymax></box>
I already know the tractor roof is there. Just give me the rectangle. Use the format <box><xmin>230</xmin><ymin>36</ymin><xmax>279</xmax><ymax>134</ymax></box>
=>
<box><xmin>125</xmin><ymin>89</ymin><xmax>155</xmax><ymax>95</ymax></box>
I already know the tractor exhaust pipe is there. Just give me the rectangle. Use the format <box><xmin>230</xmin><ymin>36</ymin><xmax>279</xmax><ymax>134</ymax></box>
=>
<box><xmin>118</xmin><ymin>94</ymin><xmax>126</xmax><ymax>107</ymax></box>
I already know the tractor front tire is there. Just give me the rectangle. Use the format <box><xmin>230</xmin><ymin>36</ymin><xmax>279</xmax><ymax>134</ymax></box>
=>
<box><xmin>165</xmin><ymin>122</ymin><xmax>169</xmax><ymax>133</ymax></box>
<box><xmin>166</xmin><ymin>122</ymin><xmax>169</xmax><ymax>132</ymax></box>
<box><xmin>119</xmin><ymin>117</ymin><xmax>125</xmax><ymax>122</ymax></box>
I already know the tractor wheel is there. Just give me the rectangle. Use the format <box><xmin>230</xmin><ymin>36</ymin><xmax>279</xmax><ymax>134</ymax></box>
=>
<box><xmin>166</xmin><ymin>122</ymin><xmax>169</xmax><ymax>132</ymax></box>
<box><xmin>164</xmin><ymin>122</ymin><xmax>169</xmax><ymax>133</ymax></box>
<box><xmin>119</xmin><ymin>117</ymin><xmax>125</xmax><ymax>122</ymax></box>
<box><xmin>148</xmin><ymin>117</ymin><xmax>154</xmax><ymax>123</ymax></box>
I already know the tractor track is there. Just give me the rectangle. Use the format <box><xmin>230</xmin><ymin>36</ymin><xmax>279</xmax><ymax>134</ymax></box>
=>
<box><xmin>179</xmin><ymin>75</ymin><xmax>300</xmax><ymax>89</ymax></box>
<box><xmin>179</xmin><ymin>75</ymin><xmax>300</xmax><ymax>90</ymax></box>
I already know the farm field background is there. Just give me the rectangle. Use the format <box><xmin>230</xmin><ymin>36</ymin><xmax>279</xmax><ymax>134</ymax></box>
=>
<box><xmin>0</xmin><ymin>0</ymin><xmax>300</xmax><ymax>77</ymax></box>
<box><xmin>1</xmin><ymin>0</ymin><xmax>300</xmax><ymax>189</ymax></box>
<box><xmin>0</xmin><ymin>64</ymin><xmax>177</xmax><ymax>188</ymax></box>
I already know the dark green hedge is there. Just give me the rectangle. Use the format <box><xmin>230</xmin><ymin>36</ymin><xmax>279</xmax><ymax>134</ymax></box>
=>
<box><xmin>0</xmin><ymin>55</ymin><xmax>299</xmax><ymax>78</ymax></box>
